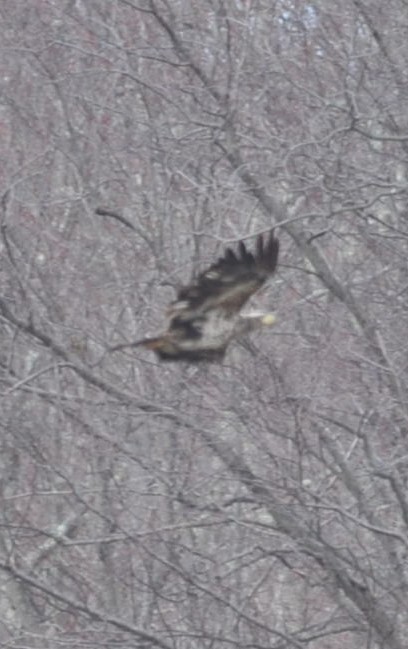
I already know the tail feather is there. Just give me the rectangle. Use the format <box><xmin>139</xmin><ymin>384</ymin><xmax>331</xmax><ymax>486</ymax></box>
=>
<box><xmin>110</xmin><ymin>337</ymin><xmax>162</xmax><ymax>352</ymax></box>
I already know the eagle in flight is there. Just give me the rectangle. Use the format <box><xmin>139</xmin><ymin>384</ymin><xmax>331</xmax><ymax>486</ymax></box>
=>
<box><xmin>117</xmin><ymin>230</ymin><xmax>279</xmax><ymax>362</ymax></box>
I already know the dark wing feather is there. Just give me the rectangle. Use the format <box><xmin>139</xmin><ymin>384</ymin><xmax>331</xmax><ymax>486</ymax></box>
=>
<box><xmin>168</xmin><ymin>230</ymin><xmax>279</xmax><ymax>325</ymax></box>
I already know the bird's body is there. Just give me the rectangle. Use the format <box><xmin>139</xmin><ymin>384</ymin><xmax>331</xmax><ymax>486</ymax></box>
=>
<box><xmin>117</xmin><ymin>230</ymin><xmax>279</xmax><ymax>362</ymax></box>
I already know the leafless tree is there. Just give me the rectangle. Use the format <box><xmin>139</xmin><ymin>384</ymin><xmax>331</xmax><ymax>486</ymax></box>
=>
<box><xmin>1</xmin><ymin>1</ymin><xmax>408</xmax><ymax>648</ymax></box>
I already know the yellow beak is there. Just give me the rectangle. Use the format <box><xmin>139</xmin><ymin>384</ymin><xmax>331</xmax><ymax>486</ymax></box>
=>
<box><xmin>261</xmin><ymin>313</ymin><xmax>276</xmax><ymax>326</ymax></box>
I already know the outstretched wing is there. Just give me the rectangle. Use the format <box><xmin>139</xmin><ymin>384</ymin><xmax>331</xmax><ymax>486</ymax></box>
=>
<box><xmin>112</xmin><ymin>230</ymin><xmax>279</xmax><ymax>361</ymax></box>
<box><xmin>168</xmin><ymin>230</ymin><xmax>279</xmax><ymax>325</ymax></box>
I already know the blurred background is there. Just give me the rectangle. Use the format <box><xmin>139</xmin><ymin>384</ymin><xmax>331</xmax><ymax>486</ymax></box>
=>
<box><xmin>1</xmin><ymin>2</ymin><xmax>408</xmax><ymax>647</ymax></box>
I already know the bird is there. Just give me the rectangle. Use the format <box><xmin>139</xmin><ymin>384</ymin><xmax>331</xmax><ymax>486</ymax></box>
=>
<box><xmin>115</xmin><ymin>230</ymin><xmax>279</xmax><ymax>362</ymax></box>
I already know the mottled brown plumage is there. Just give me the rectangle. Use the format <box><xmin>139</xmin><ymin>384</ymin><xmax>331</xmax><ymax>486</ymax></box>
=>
<box><xmin>118</xmin><ymin>231</ymin><xmax>279</xmax><ymax>362</ymax></box>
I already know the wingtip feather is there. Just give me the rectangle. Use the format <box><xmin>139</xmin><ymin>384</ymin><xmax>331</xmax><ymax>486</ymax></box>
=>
<box><xmin>255</xmin><ymin>230</ymin><xmax>279</xmax><ymax>273</ymax></box>
<box><xmin>256</xmin><ymin>233</ymin><xmax>264</xmax><ymax>259</ymax></box>
<box><xmin>266</xmin><ymin>231</ymin><xmax>279</xmax><ymax>271</ymax></box>
<box><xmin>238</xmin><ymin>240</ymin><xmax>247</xmax><ymax>260</ymax></box>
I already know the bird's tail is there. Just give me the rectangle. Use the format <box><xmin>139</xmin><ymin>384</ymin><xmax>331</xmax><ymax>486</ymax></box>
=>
<box><xmin>110</xmin><ymin>337</ymin><xmax>162</xmax><ymax>352</ymax></box>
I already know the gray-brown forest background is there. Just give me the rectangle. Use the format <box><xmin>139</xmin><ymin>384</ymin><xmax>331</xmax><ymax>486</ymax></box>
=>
<box><xmin>1</xmin><ymin>2</ymin><xmax>408</xmax><ymax>648</ymax></box>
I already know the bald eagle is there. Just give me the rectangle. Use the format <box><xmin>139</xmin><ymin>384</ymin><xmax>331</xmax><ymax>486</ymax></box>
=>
<box><xmin>116</xmin><ymin>230</ymin><xmax>279</xmax><ymax>362</ymax></box>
